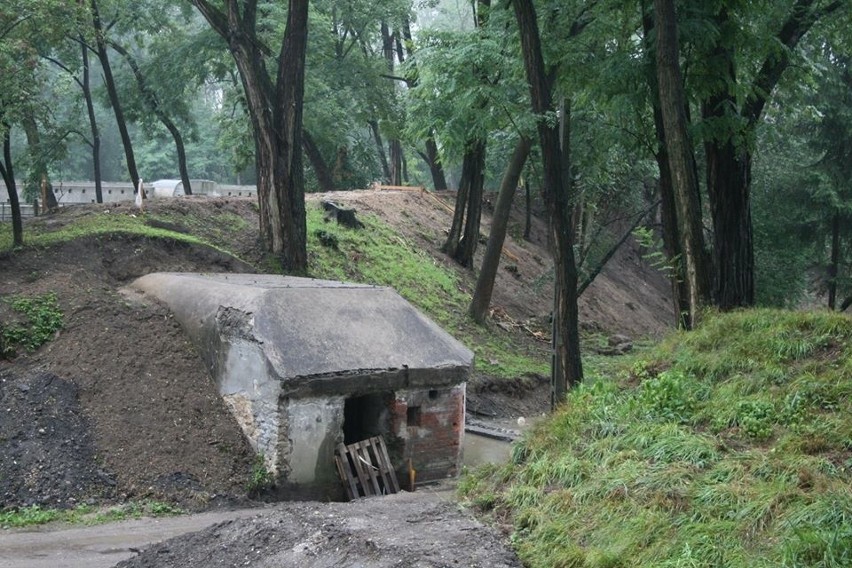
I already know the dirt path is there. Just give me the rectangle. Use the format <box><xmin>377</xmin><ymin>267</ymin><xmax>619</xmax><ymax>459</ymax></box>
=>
<box><xmin>1</xmin><ymin>487</ymin><xmax>520</xmax><ymax>568</ymax></box>
<box><xmin>0</xmin><ymin>508</ymin><xmax>266</xmax><ymax>568</ymax></box>
<box><xmin>114</xmin><ymin>487</ymin><xmax>521</xmax><ymax>568</ymax></box>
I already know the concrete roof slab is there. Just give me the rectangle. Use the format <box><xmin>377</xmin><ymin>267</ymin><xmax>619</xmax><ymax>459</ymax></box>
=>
<box><xmin>130</xmin><ymin>273</ymin><xmax>474</xmax><ymax>383</ymax></box>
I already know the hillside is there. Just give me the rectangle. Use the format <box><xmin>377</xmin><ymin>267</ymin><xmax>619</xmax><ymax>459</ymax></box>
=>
<box><xmin>461</xmin><ymin>309</ymin><xmax>852</xmax><ymax>567</ymax></box>
<box><xmin>0</xmin><ymin>189</ymin><xmax>672</xmax><ymax>510</ymax></box>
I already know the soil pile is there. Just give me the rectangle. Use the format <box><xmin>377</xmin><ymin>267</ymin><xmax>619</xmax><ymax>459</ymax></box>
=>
<box><xmin>115</xmin><ymin>490</ymin><xmax>522</xmax><ymax>568</ymax></box>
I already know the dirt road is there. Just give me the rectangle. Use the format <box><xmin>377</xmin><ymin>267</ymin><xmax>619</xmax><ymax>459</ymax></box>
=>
<box><xmin>0</xmin><ymin>508</ymin><xmax>265</xmax><ymax>568</ymax></box>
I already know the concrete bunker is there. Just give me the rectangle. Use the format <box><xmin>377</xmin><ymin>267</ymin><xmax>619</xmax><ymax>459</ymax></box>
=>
<box><xmin>129</xmin><ymin>273</ymin><xmax>473</xmax><ymax>498</ymax></box>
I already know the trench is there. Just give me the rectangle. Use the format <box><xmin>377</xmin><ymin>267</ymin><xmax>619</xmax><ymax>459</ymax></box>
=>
<box><xmin>462</xmin><ymin>417</ymin><xmax>537</xmax><ymax>467</ymax></box>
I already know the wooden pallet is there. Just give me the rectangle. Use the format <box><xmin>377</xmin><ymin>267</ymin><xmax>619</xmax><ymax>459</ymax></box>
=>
<box><xmin>335</xmin><ymin>436</ymin><xmax>400</xmax><ymax>500</ymax></box>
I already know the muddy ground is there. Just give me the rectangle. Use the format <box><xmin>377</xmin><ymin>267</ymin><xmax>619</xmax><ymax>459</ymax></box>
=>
<box><xmin>0</xmin><ymin>190</ymin><xmax>671</xmax><ymax>565</ymax></box>
<box><xmin>115</xmin><ymin>490</ymin><xmax>522</xmax><ymax>568</ymax></box>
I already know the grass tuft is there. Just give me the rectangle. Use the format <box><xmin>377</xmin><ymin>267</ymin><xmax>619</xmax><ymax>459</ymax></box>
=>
<box><xmin>462</xmin><ymin>309</ymin><xmax>852</xmax><ymax>567</ymax></box>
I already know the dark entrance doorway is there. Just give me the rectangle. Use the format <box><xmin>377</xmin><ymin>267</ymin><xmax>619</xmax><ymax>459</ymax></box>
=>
<box><xmin>343</xmin><ymin>392</ymin><xmax>393</xmax><ymax>445</ymax></box>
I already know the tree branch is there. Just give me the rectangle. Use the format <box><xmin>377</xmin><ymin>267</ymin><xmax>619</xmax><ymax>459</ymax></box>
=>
<box><xmin>743</xmin><ymin>0</ymin><xmax>842</xmax><ymax>124</ymax></box>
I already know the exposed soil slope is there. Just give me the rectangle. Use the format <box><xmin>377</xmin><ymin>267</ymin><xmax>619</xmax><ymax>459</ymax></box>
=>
<box><xmin>0</xmin><ymin>190</ymin><xmax>672</xmax><ymax>512</ymax></box>
<box><xmin>115</xmin><ymin>490</ymin><xmax>522</xmax><ymax>568</ymax></box>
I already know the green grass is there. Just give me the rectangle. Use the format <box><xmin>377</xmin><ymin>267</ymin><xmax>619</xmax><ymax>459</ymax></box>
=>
<box><xmin>461</xmin><ymin>309</ymin><xmax>852</xmax><ymax>568</ymax></box>
<box><xmin>0</xmin><ymin>501</ymin><xmax>183</xmax><ymax>529</ymax></box>
<box><xmin>305</xmin><ymin>205</ymin><xmax>550</xmax><ymax>379</ymax></box>
<box><xmin>0</xmin><ymin>208</ymin><xmax>245</xmax><ymax>263</ymax></box>
<box><xmin>1</xmin><ymin>291</ymin><xmax>63</xmax><ymax>357</ymax></box>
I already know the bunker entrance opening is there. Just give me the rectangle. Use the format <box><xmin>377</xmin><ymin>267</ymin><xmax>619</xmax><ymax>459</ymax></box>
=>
<box><xmin>343</xmin><ymin>392</ymin><xmax>393</xmax><ymax>445</ymax></box>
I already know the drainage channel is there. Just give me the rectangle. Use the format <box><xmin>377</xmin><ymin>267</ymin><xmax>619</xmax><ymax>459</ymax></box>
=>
<box><xmin>463</xmin><ymin>417</ymin><xmax>530</xmax><ymax>467</ymax></box>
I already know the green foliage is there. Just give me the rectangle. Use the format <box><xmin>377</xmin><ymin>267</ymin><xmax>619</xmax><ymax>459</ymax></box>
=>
<box><xmin>1</xmin><ymin>292</ymin><xmax>63</xmax><ymax>357</ymax></box>
<box><xmin>461</xmin><ymin>310</ymin><xmax>852</xmax><ymax>568</ymax></box>
<box><xmin>638</xmin><ymin>369</ymin><xmax>697</xmax><ymax>423</ymax></box>
<box><xmin>246</xmin><ymin>454</ymin><xmax>274</xmax><ymax>495</ymax></box>
<box><xmin>0</xmin><ymin>501</ymin><xmax>181</xmax><ymax>529</ymax></box>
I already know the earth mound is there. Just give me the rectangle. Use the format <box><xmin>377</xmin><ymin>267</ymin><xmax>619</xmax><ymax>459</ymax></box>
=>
<box><xmin>0</xmin><ymin>191</ymin><xmax>672</xmax><ymax>510</ymax></box>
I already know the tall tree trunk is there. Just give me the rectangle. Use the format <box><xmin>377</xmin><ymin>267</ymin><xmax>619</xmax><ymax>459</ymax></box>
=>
<box><xmin>470</xmin><ymin>136</ymin><xmax>531</xmax><ymax>323</ymax></box>
<box><xmin>457</xmin><ymin>140</ymin><xmax>485</xmax><ymax>267</ymax></box>
<box><xmin>0</xmin><ymin>128</ymin><xmax>23</xmax><ymax>247</ymax></box>
<box><xmin>424</xmin><ymin>134</ymin><xmax>448</xmax><ymax>190</ymax></box>
<box><xmin>81</xmin><ymin>38</ymin><xmax>103</xmax><ymax>204</ymax></box>
<box><xmin>368</xmin><ymin>119</ymin><xmax>391</xmax><ymax>182</ymax></box>
<box><xmin>654</xmin><ymin>0</ymin><xmax>712</xmax><ymax>328</ymax></box>
<box><xmin>514</xmin><ymin>0</ymin><xmax>583</xmax><ymax>402</ymax></box>
<box><xmin>699</xmin><ymin>0</ymin><xmax>837</xmax><ymax>310</ymax></box>
<box><xmin>191</xmin><ymin>0</ymin><xmax>309</xmax><ymax>270</ymax></box>
<box><xmin>110</xmin><ymin>42</ymin><xmax>192</xmax><ymax>195</ymax></box>
<box><xmin>523</xmin><ymin>178</ymin><xmax>531</xmax><ymax>240</ymax></box>
<box><xmin>91</xmin><ymin>0</ymin><xmax>139</xmax><ymax>188</ymax></box>
<box><xmin>443</xmin><ymin>142</ymin><xmax>485</xmax><ymax>267</ymax></box>
<box><xmin>21</xmin><ymin>116</ymin><xmax>58</xmax><ymax>209</ymax></box>
<box><xmin>444</xmin><ymin>0</ymin><xmax>491</xmax><ymax>267</ymax></box>
<box><xmin>303</xmin><ymin>130</ymin><xmax>335</xmax><ymax>192</ymax></box>
<box><xmin>828</xmin><ymin>209</ymin><xmax>840</xmax><ymax>310</ymax></box>
<box><xmin>703</xmin><ymin>127</ymin><xmax>754</xmax><ymax>309</ymax></box>
<box><xmin>381</xmin><ymin>21</ymin><xmax>404</xmax><ymax>186</ymax></box>
<box><xmin>443</xmin><ymin>151</ymin><xmax>473</xmax><ymax>255</ymax></box>
<box><xmin>642</xmin><ymin>2</ymin><xmax>687</xmax><ymax>328</ymax></box>
<box><xmin>389</xmin><ymin>139</ymin><xmax>403</xmax><ymax>186</ymax></box>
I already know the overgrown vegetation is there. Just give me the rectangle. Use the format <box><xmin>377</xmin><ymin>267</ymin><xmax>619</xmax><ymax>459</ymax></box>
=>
<box><xmin>0</xmin><ymin>501</ymin><xmax>182</xmax><ymax>529</ymax></box>
<box><xmin>306</xmin><ymin>205</ymin><xmax>549</xmax><ymax>378</ymax></box>
<box><xmin>246</xmin><ymin>455</ymin><xmax>275</xmax><ymax>495</ymax></box>
<box><xmin>1</xmin><ymin>292</ymin><xmax>63</xmax><ymax>358</ymax></box>
<box><xmin>460</xmin><ymin>310</ymin><xmax>852</xmax><ymax>567</ymax></box>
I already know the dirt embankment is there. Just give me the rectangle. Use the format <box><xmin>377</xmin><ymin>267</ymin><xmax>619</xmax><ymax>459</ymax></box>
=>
<box><xmin>1</xmin><ymin>192</ymin><xmax>672</xmax><ymax>513</ymax></box>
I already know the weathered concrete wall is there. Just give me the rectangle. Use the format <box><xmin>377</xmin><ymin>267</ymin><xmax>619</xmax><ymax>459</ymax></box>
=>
<box><xmin>128</xmin><ymin>273</ymin><xmax>473</xmax><ymax>495</ymax></box>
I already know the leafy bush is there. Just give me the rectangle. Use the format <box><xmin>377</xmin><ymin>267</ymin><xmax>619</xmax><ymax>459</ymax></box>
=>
<box><xmin>246</xmin><ymin>454</ymin><xmax>274</xmax><ymax>494</ymax></box>
<box><xmin>1</xmin><ymin>292</ymin><xmax>63</xmax><ymax>358</ymax></box>
<box><xmin>638</xmin><ymin>369</ymin><xmax>697</xmax><ymax>423</ymax></box>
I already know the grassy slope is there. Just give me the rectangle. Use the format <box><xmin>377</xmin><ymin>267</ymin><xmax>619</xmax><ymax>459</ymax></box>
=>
<box><xmin>461</xmin><ymin>310</ymin><xmax>852</xmax><ymax>568</ymax></box>
<box><xmin>0</xmin><ymin>203</ymin><xmax>550</xmax><ymax>379</ymax></box>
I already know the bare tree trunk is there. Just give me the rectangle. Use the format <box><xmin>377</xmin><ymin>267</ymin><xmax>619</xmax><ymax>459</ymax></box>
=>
<box><xmin>642</xmin><ymin>2</ymin><xmax>687</xmax><ymax>327</ymax></box>
<box><xmin>828</xmin><ymin>209</ymin><xmax>840</xmax><ymax>310</ymax></box>
<box><xmin>91</xmin><ymin>0</ymin><xmax>139</xmax><ymax>188</ymax></box>
<box><xmin>110</xmin><ymin>42</ymin><xmax>192</xmax><ymax>195</ymax></box>
<box><xmin>389</xmin><ymin>139</ymin><xmax>403</xmax><ymax>186</ymax></box>
<box><xmin>0</xmin><ymin>128</ymin><xmax>23</xmax><ymax>247</ymax></box>
<box><xmin>81</xmin><ymin>38</ymin><xmax>103</xmax><ymax>204</ymax></box>
<box><xmin>424</xmin><ymin>134</ymin><xmax>448</xmax><ymax>190</ymax></box>
<box><xmin>443</xmin><ymin>141</ymin><xmax>485</xmax><ymax>267</ymax></box>
<box><xmin>368</xmin><ymin>120</ymin><xmax>391</xmax><ymax>182</ymax></box>
<box><xmin>191</xmin><ymin>0</ymin><xmax>309</xmax><ymax>270</ymax></box>
<box><xmin>470</xmin><ymin>136</ymin><xmax>531</xmax><ymax>323</ymax></box>
<box><xmin>523</xmin><ymin>178</ymin><xmax>531</xmax><ymax>240</ymax></box>
<box><xmin>21</xmin><ymin>116</ymin><xmax>58</xmax><ymax>209</ymax></box>
<box><xmin>303</xmin><ymin>130</ymin><xmax>335</xmax><ymax>192</ymax></box>
<box><xmin>457</xmin><ymin>140</ymin><xmax>485</xmax><ymax>267</ymax></box>
<box><xmin>514</xmin><ymin>0</ymin><xmax>583</xmax><ymax>402</ymax></box>
<box><xmin>654</xmin><ymin>0</ymin><xmax>712</xmax><ymax>328</ymax></box>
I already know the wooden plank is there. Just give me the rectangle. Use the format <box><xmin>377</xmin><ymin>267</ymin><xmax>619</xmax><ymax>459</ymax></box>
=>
<box><xmin>373</xmin><ymin>184</ymin><xmax>425</xmax><ymax>192</ymax></box>
<box><xmin>365</xmin><ymin>439</ymin><xmax>391</xmax><ymax>495</ymax></box>
<box><xmin>335</xmin><ymin>436</ymin><xmax>400</xmax><ymax>499</ymax></box>
<box><xmin>375</xmin><ymin>436</ymin><xmax>401</xmax><ymax>493</ymax></box>
<box><xmin>348</xmin><ymin>443</ymin><xmax>372</xmax><ymax>497</ymax></box>
<box><xmin>356</xmin><ymin>440</ymin><xmax>382</xmax><ymax>495</ymax></box>
<box><xmin>335</xmin><ymin>443</ymin><xmax>358</xmax><ymax>500</ymax></box>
